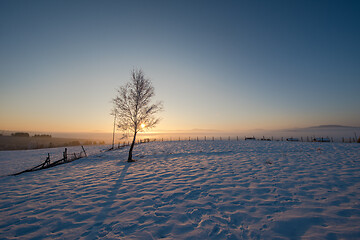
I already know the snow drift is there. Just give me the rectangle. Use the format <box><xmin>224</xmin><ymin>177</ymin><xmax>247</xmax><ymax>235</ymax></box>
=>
<box><xmin>0</xmin><ymin>141</ymin><xmax>359</xmax><ymax>239</ymax></box>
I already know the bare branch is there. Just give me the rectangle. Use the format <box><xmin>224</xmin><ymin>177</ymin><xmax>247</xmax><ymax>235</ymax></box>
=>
<box><xmin>111</xmin><ymin>69</ymin><xmax>163</xmax><ymax>161</ymax></box>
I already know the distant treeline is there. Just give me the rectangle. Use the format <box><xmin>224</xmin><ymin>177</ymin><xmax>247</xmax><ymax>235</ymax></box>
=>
<box><xmin>33</xmin><ymin>134</ymin><xmax>52</xmax><ymax>138</ymax></box>
<box><xmin>10</xmin><ymin>132</ymin><xmax>52</xmax><ymax>138</ymax></box>
<box><xmin>11</xmin><ymin>132</ymin><xmax>30</xmax><ymax>137</ymax></box>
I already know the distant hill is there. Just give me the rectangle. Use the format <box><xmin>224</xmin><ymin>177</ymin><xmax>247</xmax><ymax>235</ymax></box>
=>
<box><xmin>284</xmin><ymin>125</ymin><xmax>360</xmax><ymax>132</ymax></box>
<box><xmin>308</xmin><ymin>125</ymin><xmax>358</xmax><ymax>129</ymax></box>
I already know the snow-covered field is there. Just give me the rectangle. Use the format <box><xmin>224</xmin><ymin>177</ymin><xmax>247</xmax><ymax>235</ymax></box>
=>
<box><xmin>0</xmin><ymin>145</ymin><xmax>112</xmax><ymax>177</ymax></box>
<box><xmin>0</xmin><ymin>141</ymin><xmax>360</xmax><ymax>239</ymax></box>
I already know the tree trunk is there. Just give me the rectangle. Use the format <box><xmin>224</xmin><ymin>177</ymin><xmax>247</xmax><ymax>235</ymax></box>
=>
<box><xmin>128</xmin><ymin>131</ymin><xmax>137</xmax><ymax>162</ymax></box>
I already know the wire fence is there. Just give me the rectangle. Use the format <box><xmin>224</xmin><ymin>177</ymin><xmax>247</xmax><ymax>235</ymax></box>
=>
<box><xmin>115</xmin><ymin>135</ymin><xmax>360</xmax><ymax>146</ymax></box>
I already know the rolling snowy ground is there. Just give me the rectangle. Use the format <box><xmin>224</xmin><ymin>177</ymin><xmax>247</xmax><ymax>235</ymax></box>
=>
<box><xmin>0</xmin><ymin>141</ymin><xmax>360</xmax><ymax>239</ymax></box>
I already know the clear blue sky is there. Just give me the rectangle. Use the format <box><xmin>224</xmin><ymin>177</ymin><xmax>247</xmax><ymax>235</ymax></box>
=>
<box><xmin>0</xmin><ymin>0</ymin><xmax>359</xmax><ymax>133</ymax></box>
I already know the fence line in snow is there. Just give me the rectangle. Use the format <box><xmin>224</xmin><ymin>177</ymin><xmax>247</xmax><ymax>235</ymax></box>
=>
<box><xmin>115</xmin><ymin>135</ymin><xmax>360</xmax><ymax>146</ymax></box>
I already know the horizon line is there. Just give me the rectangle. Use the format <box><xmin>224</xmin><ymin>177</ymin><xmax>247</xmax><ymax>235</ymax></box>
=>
<box><xmin>2</xmin><ymin>124</ymin><xmax>360</xmax><ymax>135</ymax></box>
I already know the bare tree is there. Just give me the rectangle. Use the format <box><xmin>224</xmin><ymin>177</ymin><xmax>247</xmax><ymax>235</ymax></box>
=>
<box><xmin>113</xmin><ymin>69</ymin><xmax>163</xmax><ymax>162</ymax></box>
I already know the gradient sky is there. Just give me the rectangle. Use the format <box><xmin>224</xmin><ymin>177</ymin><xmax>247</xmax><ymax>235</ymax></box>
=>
<box><xmin>1</xmin><ymin>0</ymin><xmax>359</xmax><ymax>134</ymax></box>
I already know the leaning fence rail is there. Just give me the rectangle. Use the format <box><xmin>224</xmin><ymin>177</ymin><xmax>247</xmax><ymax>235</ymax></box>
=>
<box><xmin>12</xmin><ymin>146</ymin><xmax>87</xmax><ymax>176</ymax></box>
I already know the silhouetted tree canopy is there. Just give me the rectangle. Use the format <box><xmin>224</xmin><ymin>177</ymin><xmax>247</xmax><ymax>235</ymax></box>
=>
<box><xmin>112</xmin><ymin>69</ymin><xmax>163</xmax><ymax>161</ymax></box>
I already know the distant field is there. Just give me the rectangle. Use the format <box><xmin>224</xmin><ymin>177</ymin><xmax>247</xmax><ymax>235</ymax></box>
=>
<box><xmin>0</xmin><ymin>136</ymin><xmax>101</xmax><ymax>151</ymax></box>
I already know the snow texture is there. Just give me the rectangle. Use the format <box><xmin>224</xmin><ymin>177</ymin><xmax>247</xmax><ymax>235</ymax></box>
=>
<box><xmin>0</xmin><ymin>141</ymin><xmax>360</xmax><ymax>239</ymax></box>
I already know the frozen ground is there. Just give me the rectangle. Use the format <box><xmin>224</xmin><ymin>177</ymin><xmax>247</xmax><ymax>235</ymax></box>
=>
<box><xmin>0</xmin><ymin>145</ymin><xmax>111</xmax><ymax>177</ymax></box>
<box><xmin>0</xmin><ymin>141</ymin><xmax>360</xmax><ymax>239</ymax></box>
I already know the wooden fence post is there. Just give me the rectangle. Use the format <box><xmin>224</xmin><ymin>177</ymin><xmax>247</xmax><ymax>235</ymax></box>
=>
<box><xmin>63</xmin><ymin>148</ymin><xmax>68</xmax><ymax>161</ymax></box>
<box><xmin>81</xmin><ymin>146</ymin><xmax>87</xmax><ymax>157</ymax></box>
<box><xmin>44</xmin><ymin>153</ymin><xmax>50</xmax><ymax>166</ymax></box>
